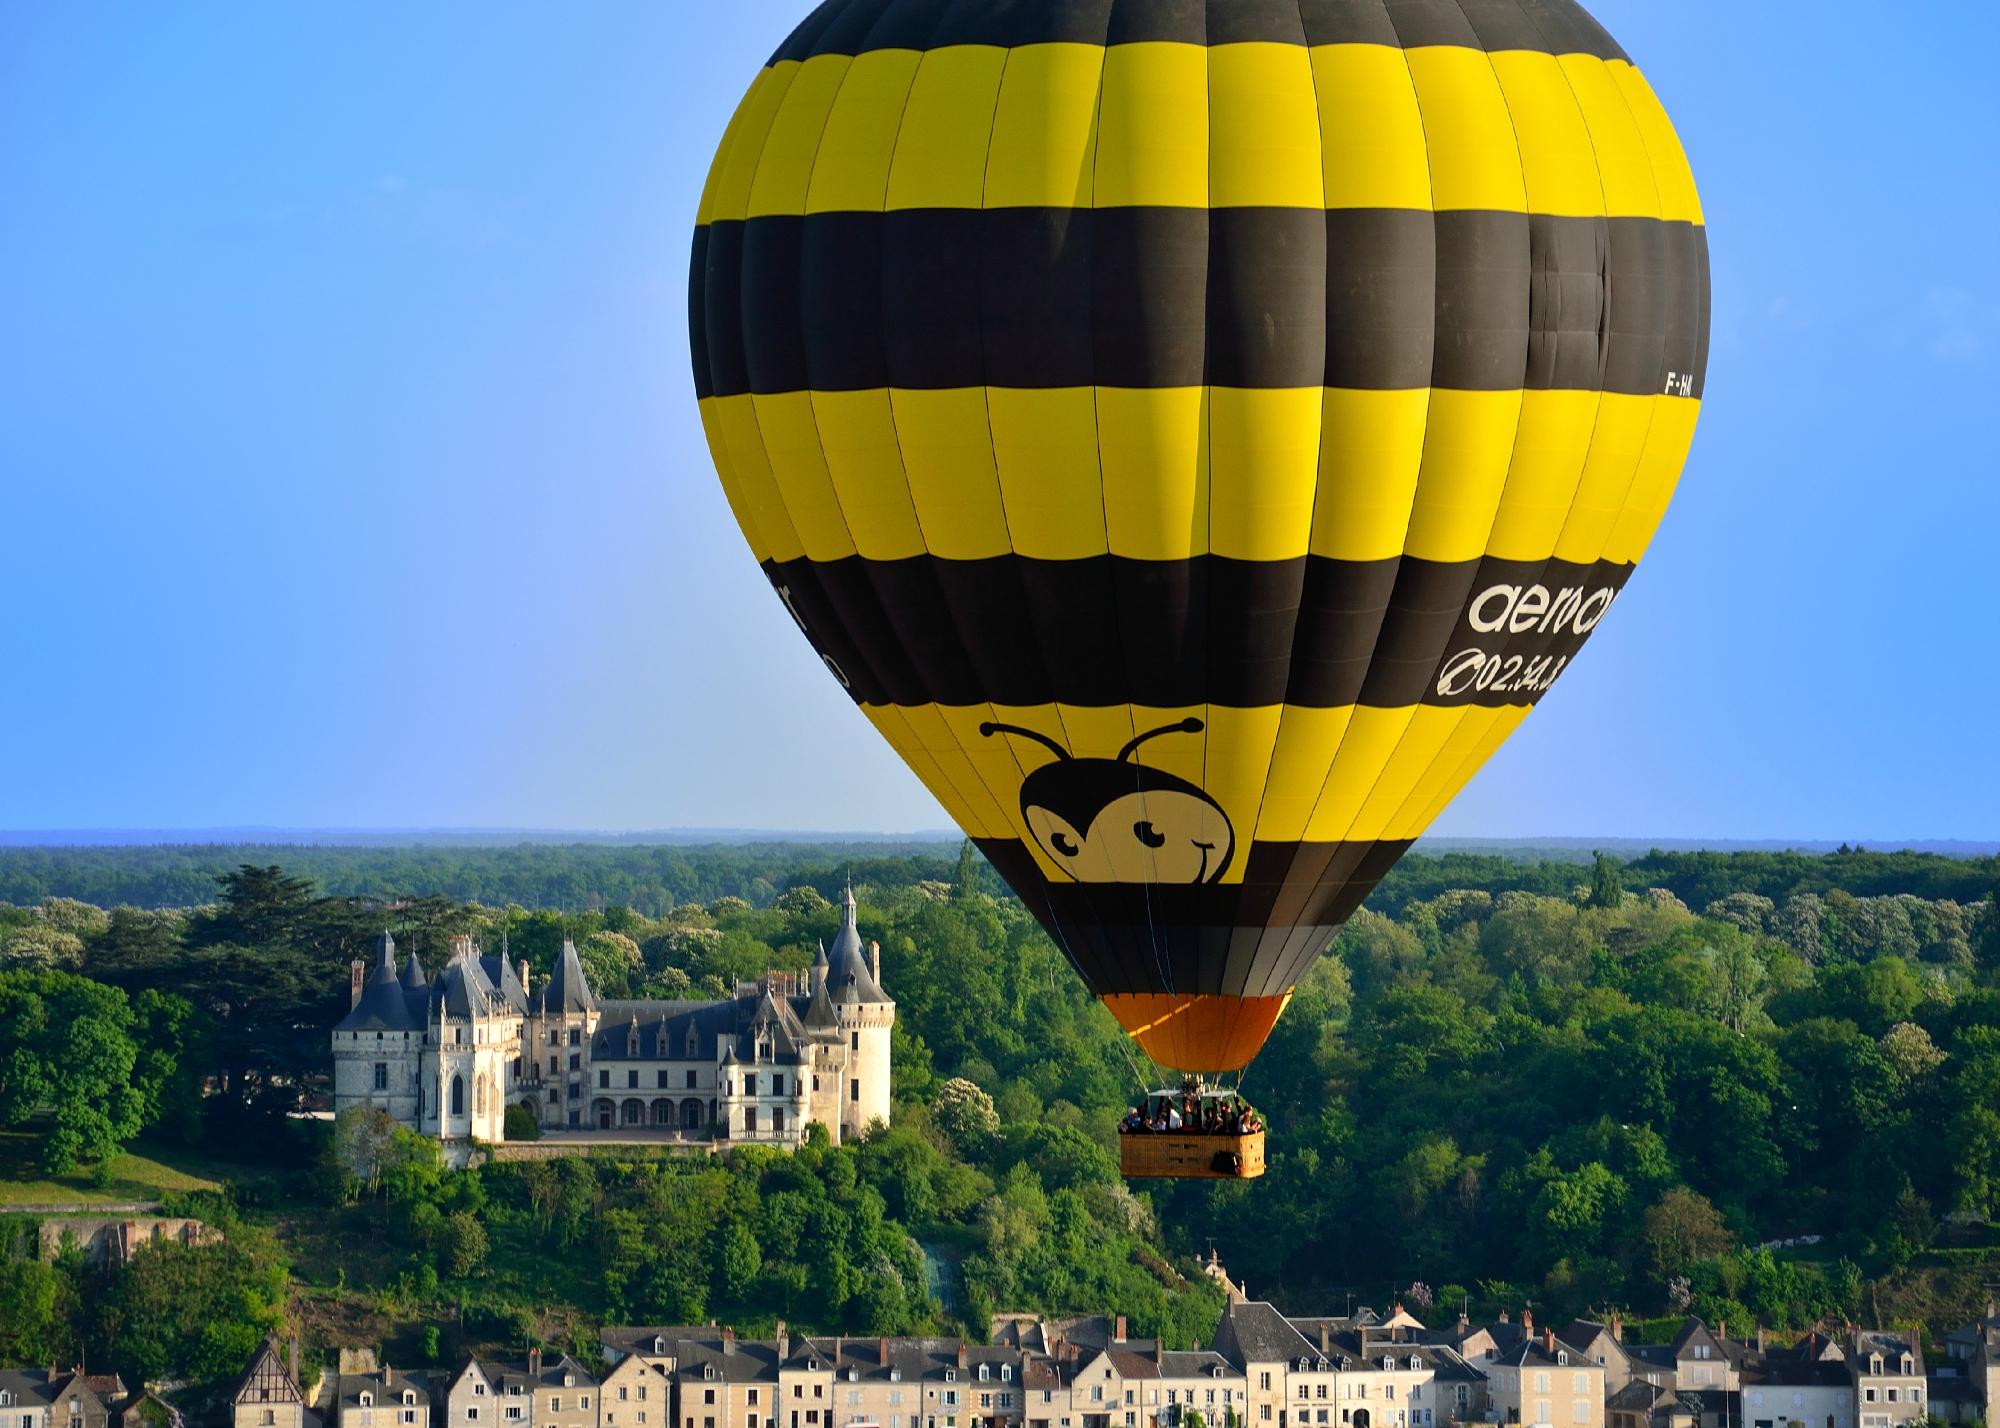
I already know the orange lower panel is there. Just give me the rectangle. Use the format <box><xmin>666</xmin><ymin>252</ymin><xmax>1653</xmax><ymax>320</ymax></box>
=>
<box><xmin>1102</xmin><ymin>992</ymin><xmax>1292</xmax><ymax>1073</ymax></box>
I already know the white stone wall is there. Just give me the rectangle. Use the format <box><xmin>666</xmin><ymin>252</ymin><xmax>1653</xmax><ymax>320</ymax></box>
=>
<box><xmin>332</xmin><ymin>1028</ymin><xmax>424</xmax><ymax>1127</ymax></box>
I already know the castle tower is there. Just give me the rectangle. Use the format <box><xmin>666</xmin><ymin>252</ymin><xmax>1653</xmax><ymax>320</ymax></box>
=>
<box><xmin>825</xmin><ymin>882</ymin><xmax>894</xmax><ymax>1140</ymax></box>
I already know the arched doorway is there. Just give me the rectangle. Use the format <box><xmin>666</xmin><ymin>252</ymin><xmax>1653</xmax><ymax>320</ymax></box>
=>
<box><xmin>593</xmin><ymin>1098</ymin><xmax>614</xmax><ymax>1129</ymax></box>
<box><xmin>1354</xmin><ymin>1411</ymin><xmax>1371</xmax><ymax>1428</ymax></box>
<box><xmin>651</xmin><ymin>1098</ymin><xmax>673</xmax><ymax>1126</ymax></box>
<box><xmin>681</xmin><ymin>1099</ymin><xmax>704</xmax><ymax>1129</ymax></box>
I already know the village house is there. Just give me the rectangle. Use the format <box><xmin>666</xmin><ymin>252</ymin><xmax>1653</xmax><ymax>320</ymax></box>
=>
<box><xmin>1848</xmin><ymin>1332</ymin><xmax>1923</xmax><ymax>1428</ymax></box>
<box><xmin>231</xmin><ymin>1341</ymin><xmax>314</xmax><ymax>1428</ymax></box>
<box><xmin>1478</xmin><ymin>1329</ymin><xmax>1605</xmax><ymax>1428</ymax></box>
<box><xmin>334</xmin><ymin>1369</ymin><xmax>432</xmax><ymax>1428</ymax></box>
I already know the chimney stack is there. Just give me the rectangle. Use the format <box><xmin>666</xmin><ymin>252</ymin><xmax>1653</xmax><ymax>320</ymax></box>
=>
<box><xmin>1319</xmin><ymin>1323</ymin><xmax>1330</xmax><ymax>1355</ymax></box>
<box><xmin>1610</xmin><ymin>1314</ymin><xmax>1623</xmax><ymax>1343</ymax></box>
<box><xmin>383</xmin><ymin>1367</ymin><xmax>393</xmax><ymax>1387</ymax></box>
<box><xmin>776</xmin><ymin>1322</ymin><xmax>789</xmax><ymax>1362</ymax></box>
<box><xmin>350</xmin><ymin>960</ymin><xmax>366</xmax><ymax>1010</ymax></box>
<box><xmin>1717</xmin><ymin>1320</ymin><xmax>1727</xmax><ymax>1343</ymax></box>
<box><xmin>1521</xmin><ymin>1309</ymin><xmax>1533</xmax><ymax>1336</ymax></box>
<box><xmin>1755</xmin><ymin>1325</ymin><xmax>1766</xmax><ymax>1356</ymax></box>
<box><xmin>880</xmin><ymin>1338</ymin><xmax>890</xmax><ymax>1369</ymax></box>
<box><xmin>530</xmin><ymin>1348</ymin><xmax>543</xmax><ymax>1379</ymax></box>
<box><xmin>869</xmin><ymin>940</ymin><xmax>881</xmax><ymax>984</ymax></box>
<box><xmin>957</xmin><ymin>1342</ymin><xmax>968</xmax><ymax>1370</ymax></box>
<box><xmin>520</xmin><ymin>959</ymin><xmax>532</xmax><ymax>998</ymax></box>
<box><xmin>723</xmin><ymin>1327</ymin><xmax>735</xmax><ymax>1348</ymax></box>
<box><xmin>1116</xmin><ymin>1316</ymin><xmax>1128</xmax><ymax>1344</ymax></box>
<box><xmin>1543</xmin><ymin>1329</ymin><xmax>1556</xmax><ymax>1356</ymax></box>
<box><xmin>289</xmin><ymin>1336</ymin><xmax>301</xmax><ymax>1387</ymax></box>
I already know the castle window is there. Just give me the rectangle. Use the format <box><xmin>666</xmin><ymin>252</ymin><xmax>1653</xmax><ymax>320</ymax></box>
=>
<box><xmin>851</xmin><ymin>1031</ymin><xmax>859</xmax><ymax>1050</ymax></box>
<box><xmin>746</xmin><ymin>1073</ymin><xmax>758</xmax><ymax>1096</ymax></box>
<box><xmin>569</xmin><ymin>1029</ymin><xmax>580</xmax><ymax>1046</ymax></box>
<box><xmin>628</xmin><ymin>1070</ymin><xmax>640</xmax><ymax>1089</ymax></box>
<box><xmin>773</xmin><ymin>1074</ymin><xmax>785</xmax><ymax>1097</ymax></box>
<box><xmin>773</xmin><ymin>1107</ymin><xmax>786</xmax><ymax>1134</ymax></box>
<box><xmin>686</xmin><ymin>1069</ymin><xmax>698</xmax><ymax>1089</ymax></box>
<box><xmin>451</xmin><ymin>1074</ymin><xmax>465</xmax><ymax>1116</ymax></box>
<box><xmin>550</xmin><ymin>1056</ymin><xmax>558</xmax><ymax>1074</ymax></box>
<box><xmin>850</xmin><ymin>1079</ymin><xmax>859</xmax><ymax>1102</ymax></box>
<box><xmin>455</xmin><ymin>1027</ymin><xmax>464</xmax><ymax>1044</ymax></box>
<box><xmin>600</xmin><ymin>1070</ymin><xmax>610</xmax><ymax>1089</ymax></box>
<box><xmin>658</xmin><ymin>1070</ymin><xmax>670</xmax><ymax>1088</ymax></box>
<box><xmin>746</xmin><ymin>1107</ymin><xmax>759</xmax><ymax>1134</ymax></box>
<box><xmin>374</xmin><ymin>1063</ymin><xmax>389</xmax><ymax>1091</ymax></box>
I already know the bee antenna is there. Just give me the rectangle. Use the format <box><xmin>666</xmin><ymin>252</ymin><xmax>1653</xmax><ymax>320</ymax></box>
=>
<box><xmin>978</xmin><ymin>721</ymin><xmax>1072</xmax><ymax>761</ymax></box>
<box><xmin>1117</xmin><ymin>716</ymin><xmax>1205</xmax><ymax>763</ymax></box>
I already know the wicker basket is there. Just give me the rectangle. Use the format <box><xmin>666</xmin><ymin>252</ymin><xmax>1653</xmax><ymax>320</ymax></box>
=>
<box><xmin>1119</xmin><ymin>1129</ymin><xmax>1266</xmax><ymax>1180</ymax></box>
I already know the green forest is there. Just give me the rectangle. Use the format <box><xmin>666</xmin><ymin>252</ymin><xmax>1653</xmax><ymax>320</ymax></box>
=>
<box><xmin>2</xmin><ymin>842</ymin><xmax>1999</xmax><ymax>1390</ymax></box>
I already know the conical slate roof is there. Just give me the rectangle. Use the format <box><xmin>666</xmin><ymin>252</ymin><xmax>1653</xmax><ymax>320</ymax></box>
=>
<box><xmin>339</xmin><ymin>933</ymin><xmax>423</xmax><ymax>1032</ymax></box>
<box><xmin>825</xmin><ymin>882</ymin><xmax>886</xmax><ymax>1004</ymax></box>
<box><xmin>399</xmin><ymin>949</ymin><xmax>428</xmax><ymax>991</ymax></box>
<box><xmin>536</xmin><ymin>937</ymin><xmax>597</xmax><ymax>1016</ymax></box>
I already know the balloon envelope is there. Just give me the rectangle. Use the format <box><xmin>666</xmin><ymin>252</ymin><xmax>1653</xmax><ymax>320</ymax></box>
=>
<box><xmin>690</xmin><ymin>0</ymin><xmax>1708</xmax><ymax>1072</ymax></box>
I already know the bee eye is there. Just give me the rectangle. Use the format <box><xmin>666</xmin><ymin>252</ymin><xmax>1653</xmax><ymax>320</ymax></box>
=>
<box><xmin>1050</xmin><ymin>831</ymin><xmax>1079</xmax><ymax>856</ymax></box>
<box><xmin>1133</xmin><ymin>821</ymin><xmax>1166</xmax><ymax>849</ymax></box>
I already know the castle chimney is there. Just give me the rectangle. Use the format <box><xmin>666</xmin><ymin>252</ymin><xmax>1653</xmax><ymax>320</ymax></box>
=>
<box><xmin>530</xmin><ymin>1348</ymin><xmax>543</xmax><ymax>1379</ymax></box>
<box><xmin>869</xmin><ymin>940</ymin><xmax>881</xmax><ymax>984</ymax></box>
<box><xmin>350</xmin><ymin>960</ymin><xmax>366</xmax><ymax>1010</ymax></box>
<box><xmin>451</xmin><ymin>933</ymin><xmax>473</xmax><ymax>959</ymax></box>
<box><xmin>1116</xmin><ymin>1316</ymin><xmax>1128</xmax><ymax>1344</ymax></box>
<box><xmin>520</xmin><ymin>959</ymin><xmax>531</xmax><ymax>998</ymax></box>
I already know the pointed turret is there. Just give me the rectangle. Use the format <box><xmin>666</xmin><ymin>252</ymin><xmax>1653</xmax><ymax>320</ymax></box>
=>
<box><xmin>399</xmin><ymin>948</ymin><xmax>428</xmax><ymax>992</ymax></box>
<box><xmin>826</xmin><ymin>883</ymin><xmax>886</xmax><ymax>1004</ymax></box>
<box><xmin>539</xmin><ymin>936</ymin><xmax>597</xmax><ymax>1016</ymax></box>
<box><xmin>338</xmin><ymin>932</ymin><xmax>422</xmax><ymax>1031</ymax></box>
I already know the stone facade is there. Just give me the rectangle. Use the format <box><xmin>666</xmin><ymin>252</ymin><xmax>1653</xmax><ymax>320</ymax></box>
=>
<box><xmin>333</xmin><ymin>888</ymin><xmax>892</xmax><ymax>1150</ymax></box>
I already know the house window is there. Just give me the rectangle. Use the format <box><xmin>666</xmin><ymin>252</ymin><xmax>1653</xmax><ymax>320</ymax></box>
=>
<box><xmin>1260</xmin><ymin>1376</ymin><xmax>1272</xmax><ymax>1393</ymax></box>
<box><xmin>374</xmin><ymin>1062</ymin><xmax>389</xmax><ymax>1090</ymax></box>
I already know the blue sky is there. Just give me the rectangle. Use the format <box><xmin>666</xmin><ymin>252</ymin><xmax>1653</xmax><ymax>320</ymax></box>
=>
<box><xmin>2</xmin><ymin>3</ymin><xmax>1995</xmax><ymax>840</ymax></box>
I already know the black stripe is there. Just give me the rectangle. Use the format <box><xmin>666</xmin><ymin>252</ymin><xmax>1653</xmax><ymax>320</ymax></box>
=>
<box><xmin>692</xmin><ymin>207</ymin><xmax>1708</xmax><ymax>399</ymax></box>
<box><xmin>976</xmin><ymin>837</ymin><xmax>1414</xmax><ymax>997</ymax></box>
<box><xmin>760</xmin><ymin>552</ymin><xmax>1634</xmax><ymax>709</ymax></box>
<box><xmin>768</xmin><ymin>0</ymin><xmax>1630</xmax><ymax>61</ymax></box>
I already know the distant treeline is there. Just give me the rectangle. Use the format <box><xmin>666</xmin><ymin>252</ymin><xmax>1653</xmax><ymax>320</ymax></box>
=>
<box><xmin>1</xmin><ymin>841</ymin><xmax>1990</xmax><ymax>920</ymax></box>
<box><xmin>0</xmin><ymin>842</ymin><xmax>961</xmax><ymax>914</ymax></box>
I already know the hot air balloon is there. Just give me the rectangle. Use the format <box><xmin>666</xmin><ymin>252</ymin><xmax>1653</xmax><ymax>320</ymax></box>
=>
<box><xmin>689</xmin><ymin>0</ymin><xmax>1707</xmax><ymax>1173</ymax></box>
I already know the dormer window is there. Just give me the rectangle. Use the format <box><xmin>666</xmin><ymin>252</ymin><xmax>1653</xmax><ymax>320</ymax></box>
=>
<box><xmin>565</xmin><ymin>1376</ymin><xmax>576</xmax><ymax>1389</ymax></box>
<box><xmin>1381</xmin><ymin>1358</ymin><xmax>1393</xmax><ymax>1373</ymax></box>
<box><xmin>1002</xmin><ymin>1368</ymin><xmax>1012</xmax><ymax>1383</ymax></box>
<box><xmin>655</xmin><ymin>1340</ymin><xmax>667</xmax><ymax>1354</ymax></box>
<box><xmin>404</xmin><ymin>1394</ymin><xmax>417</xmax><ymax>1406</ymax></box>
<box><xmin>361</xmin><ymin>1394</ymin><xmax>374</xmax><ymax>1408</ymax></box>
<box><xmin>1901</xmin><ymin>1356</ymin><xmax>1912</xmax><ymax>1376</ymax></box>
<box><xmin>1408</xmin><ymin>1358</ymin><xmax>1420</xmax><ymax>1372</ymax></box>
<box><xmin>979</xmin><ymin>1367</ymin><xmax>990</xmax><ymax>1382</ymax></box>
<box><xmin>946</xmin><ymin>1371</ymin><xmax>957</xmax><ymax>1384</ymax></box>
<box><xmin>1872</xmin><ymin>1358</ymin><xmax>1883</xmax><ymax>1375</ymax></box>
<box><xmin>705</xmin><ymin>1367</ymin><xmax>716</xmax><ymax>1381</ymax></box>
<box><xmin>847</xmin><ymin>1370</ymin><xmax>858</xmax><ymax>1383</ymax></box>
<box><xmin>1556</xmin><ymin>1353</ymin><xmax>1568</xmax><ymax>1366</ymax></box>
<box><xmin>891</xmin><ymin>1371</ymin><xmax>902</xmax><ymax>1384</ymax></box>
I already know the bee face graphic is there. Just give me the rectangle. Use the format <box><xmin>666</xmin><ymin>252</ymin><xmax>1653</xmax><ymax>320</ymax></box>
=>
<box><xmin>980</xmin><ymin>717</ymin><xmax>1235</xmax><ymax>885</ymax></box>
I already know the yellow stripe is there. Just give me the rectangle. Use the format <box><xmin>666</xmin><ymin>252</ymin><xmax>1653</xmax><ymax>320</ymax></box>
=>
<box><xmin>1208</xmin><ymin>43</ymin><xmax>1323</xmax><ymax>209</ymax></box>
<box><xmin>1095</xmin><ymin>43</ymin><xmax>1208</xmax><ymax>209</ymax></box>
<box><xmin>885</xmin><ymin>46</ymin><xmax>1009</xmax><ymax>210</ymax></box>
<box><xmin>746</xmin><ymin>54</ymin><xmax>852</xmax><ymax>219</ymax></box>
<box><xmin>1609</xmin><ymin>61</ymin><xmax>1703</xmax><ymax>224</ymax></box>
<box><xmin>704</xmin><ymin>388</ymin><xmax>1697</xmax><ymax>569</ymax></box>
<box><xmin>982</xmin><ymin>43</ymin><xmax>1104</xmax><ymax>209</ymax></box>
<box><xmin>1488</xmin><ymin>50</ymin><xmax>1606</xmax><ymax>218</ymax></box>
<box><xmin>1402</xmin><ymin>46</ymin><xmax>1526</xmax><ymax>213</ymax></box>
<box><xmin>707</xmin><ymin>63</ymin><xmax>801</xmax><ymax>224</ymax></box>
<box><xmin>717</xmin><ymin>46</ymin><xmax>1703</xmax><ymax>222</ymax></box>
<box><xmin>806</xmin><ymin>49</ymin><xmax>923</xmax><ymax>214</ymax></box>
<box><xmin>1310</xmin><ymin>44</ymin><xmax>1433</xmax><ymax>211</ymax></box>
